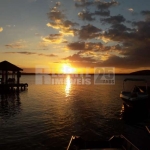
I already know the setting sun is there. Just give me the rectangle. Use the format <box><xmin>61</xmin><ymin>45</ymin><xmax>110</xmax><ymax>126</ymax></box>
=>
<box><xmin>62</xmin><ymin>64</ymin><xmax>75</xmax><ymax>74</ymax></box>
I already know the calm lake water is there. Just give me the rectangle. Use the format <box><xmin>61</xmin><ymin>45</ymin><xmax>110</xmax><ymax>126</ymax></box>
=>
<box><xmin>0</xmin><ymin>75</ymin><xmax>150</xmax><ymax>150</ymax></box>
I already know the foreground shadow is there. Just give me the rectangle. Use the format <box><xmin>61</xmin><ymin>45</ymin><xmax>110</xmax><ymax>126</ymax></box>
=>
<box><xmin>0</xmin><ymin>93</ymin><xmax>21</xmax><ymax>119</ymax></box>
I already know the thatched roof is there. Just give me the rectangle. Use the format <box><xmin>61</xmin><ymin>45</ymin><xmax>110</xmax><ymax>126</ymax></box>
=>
<box><xmin>0</xmin><ymin>61</ymin><xmax>23</xmax><ymax>71</ymax></box>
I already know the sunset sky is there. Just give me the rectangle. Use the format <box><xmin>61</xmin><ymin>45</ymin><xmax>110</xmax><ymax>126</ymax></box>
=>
<box><xmin>0</xmin><ymin>0</ymin><xmax>150</xmax><ymax>73</ymax></box>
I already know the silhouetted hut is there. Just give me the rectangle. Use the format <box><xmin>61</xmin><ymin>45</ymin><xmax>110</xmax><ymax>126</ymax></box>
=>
<box><xmin>0</xmin><ymin>60</ymin><xmax>27</xmax><ymax>92</ymax></box>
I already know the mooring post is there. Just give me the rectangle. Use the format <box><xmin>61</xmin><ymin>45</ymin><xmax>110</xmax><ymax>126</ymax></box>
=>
<box><xmin>17</xmin><ymin>71</ymin><xmax>21</xmax><ymax>92</ymax></box>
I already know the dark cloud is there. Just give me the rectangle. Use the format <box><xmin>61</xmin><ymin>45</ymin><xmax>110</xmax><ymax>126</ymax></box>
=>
<box><xmin>101</xmin><ymin>52</ymin><xmax>150</xmax><ymax>69</ymax></box>
<box><xmin>47</xmin><ymin>20</ymin><xmax>78</xmax><ymax>30</ymax></box>
<box><xmin>47</xmin><ymin>6</ymin><xmax>79</xmax><ymax>36</ymax></box>
<box><xmin>67</xmin><ymin>41</ymin><xmax>104</xmax><ymax>51</ymax></box>
<box><xmin>94</xmin><ymin>10</ymin><xmax>110</xmax><ymax>16</ymax></box>
<box><xmin>74</xmin><ymin>0</ymin><xmax>119</xmax><ymax>10</ymax></box>
<box><xmin>42</xmin><ymin>34</ymin><xmax>63</xmax><ymax>43</ymax></box>
<box><xmin>103</xmin><ymin>23</ymin><xmax>135</xmax><ymax>42</ymax></box>
<box><xmin>63</xmin><ymin>20</ymin><xmax>79</xmax><ymax>28</ymax></box>
<box><xmin>111</xmin><ymin>23</ymin><xmax>132</xmax><ymax>32</ymax></box>
<box><xmin>141</xmin><ymin>10</ymin><xmax>150</xmax><ymax>21</ymax></box>
<box><xmin>38</xmin><ymin>53</ymin><xmax>57</xmax><ymax>57</ymax></box>
<box><xmin>141</xmin><ymin>10</ymin><xmax>150</xmax><ymax>15</ymax></box>
<box><xmin>133</xmin><ymin>20</ymin><xmax>150</xmax><ymax>39</ymax></box>
<box><xmin>4</xmin><ymin>52</ymin><xmax>58</xmax><ymax>57</ymax></box>
<box><xmin>78</xmin><ymin>10</ymin><xmax>95</xmax><ymax>21</ymax></box>
<box><xmin>78</xmin><ymin>24</ymin><xmax>101</xmax><ymax>39</ymax></box>
<box><xmin>75</xmin><ymin>0</ymin><xmax>93</xmax><ymax>7</ymax></box>
<box><xmin>95</xmin><ymin>0</ymin><xmax>119</xmax><ymax>10</ymax></box>
<box><xmin>101</xmin><ymin>15</ymin><xmax>125</xmax><ymax>24</ymax></box>
<box><xmin>64</xmin><ymin>53</ymin><xmax>96</xmax><ymax>63</ymax></box>
<box><xmin>62</xmin><ymin>40</ymin><xmax>68</xmax><ymax>44</ymax></box>
<box><xmin>47</xmin><ymin>7</ymin><xmax>65</xmax><ymax>22</ymax></box>
<box><xmin>67</xmin><ymin>42</ymin><xmax>85</xmax><ymax>50</ymax></box>
<box><xmin>55</xmin><ymin>2</ymin><xmax>61</xmax><ymax>7</ymax></box>
<box><xmin>5</xmin><ymin>52</ymin><xmax>36</xmax><ymax>55</ymax></box>
<box><xmin>78</xmin><ymin>10</ymin><xmax>111</xmax><ymax>21</ymax></box>
<box><xmin>45</xmin><ymin>1</ymin><xmax>150</xmax><ymax>70</ymax></box>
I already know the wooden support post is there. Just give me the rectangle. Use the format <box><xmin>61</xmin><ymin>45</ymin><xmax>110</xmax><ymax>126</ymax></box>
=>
<box><xmin>17</xmin><ymin>71</ymin><xmax>20</xmax><ymax>92</ymax></box>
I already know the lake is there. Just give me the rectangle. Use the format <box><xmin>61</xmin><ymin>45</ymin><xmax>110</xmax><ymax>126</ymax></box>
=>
<box><xmin>0</xmin><ymin>75</ymin><xmax>150</xmax><ymax>150</ymax></box>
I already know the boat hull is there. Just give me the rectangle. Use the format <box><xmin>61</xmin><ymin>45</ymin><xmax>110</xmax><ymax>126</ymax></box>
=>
<box><xmin>67</xmin><ymin>135</ymin><xmax>139</xmax><ymax>150</ymax></box>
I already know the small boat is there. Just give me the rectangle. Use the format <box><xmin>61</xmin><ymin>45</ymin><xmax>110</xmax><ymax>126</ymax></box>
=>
<box><xmin>120</xmin><ymin>78</ymin><xmax>149</xmax><ymax>104</ymax></box>
<box><xmin>67</xmin><ymin>135</ymin><xmax>139</xmax><ymax>150</ymax></box>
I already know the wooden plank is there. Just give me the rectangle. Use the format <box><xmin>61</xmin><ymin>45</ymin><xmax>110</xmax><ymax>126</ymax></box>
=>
<box><xmin>145</xmin><ymin>126</ymin><xmax>150</xmax><ymax>134</ymax></box>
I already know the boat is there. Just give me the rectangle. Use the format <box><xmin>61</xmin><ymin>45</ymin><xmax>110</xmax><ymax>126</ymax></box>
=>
<box><xmin>120</xmin><ymin>78</ymin><xmax>149</xmax><ymax>105</ymax></box>
<box><xmin>67</xmin><ymin>135</ymin><xmax>139</xmax><ymax>150</ymax></box>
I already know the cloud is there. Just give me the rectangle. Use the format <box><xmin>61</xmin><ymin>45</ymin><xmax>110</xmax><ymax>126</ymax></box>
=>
<box><xmin>132</xmin><ymin>20</ymin><xmax>150</xmax><ymax>39</ymax></box>
<box><xmin>100</xmin><ymin>36</ymin><xmax>111</xmax><ymax>43</ymax></box>
<box><xmin>111</xmin><ymin>23</ymin><xmax>132</xmax><ymax>32</ymax></box>
<box><xmin>95</xmin><ymin>17</ymin><xmax>150</xmax><ymax>69</ymax></box>
<box><xmin>74</xmin><ymin>0</ymin><xmax>119</xmax><ymax>9</ymax></box>
<box><xmin>46</xmin><ymin>2</ymin><xmax>79</xmax><ymax>45</ymax></box>
<box><xmin>141</xmin><ymin>10</ymin><xmax>150</xmax><ymax>21</ymax></box>
<box><xmin>4</xmin><ymin>52</ymin><xmax>58</xmax><ymax>57</ymax></box>
<box><xmin>78</xmin><ymin>10</ymin><xmax>95</xmax><ymax>21</ymax></box>
<box><xmin>78</xmin><ymin>24</ymin><xmax>102</xmax><ymax>39</ymax></box>
<box><xmin>5</xmin><ymin>52</ymin><xmax>36</xmax><ymax>55</ymax></box>
<box><xmin>128</xmin><ymin>8</ymin><xmax>134</xmax><ymax>12</ymax></box>
<box><xmin>62</xmin><ymin>40</ymin><xmax>68</xmax><ymax>43</ymax></box>
<box><xmin>141</xmin><ymin>10</ymin><xmax>150</xmax><ymax>16</ymax></box>
<box><xmin>101</xmin><ymin>15</ymin><xmax>125</xmax><ymax>24</ymax></box>
<box><xmin>95</xmin><ymin>0</ymin><xmax>119</xmax><ymax>10</ymax></box>
<box><xmin>66</xmin><ymin>41</ymin><xmax>105</xmax><ymax>52</ymax></box>
<box><xmin>55</xmin><ymin>2</ymin><xmax>61</xmax><ymax>7</ymax></box>
<box><xmin>64</xmin><ymin>53</ymin><xmax>96</xmax><ymax>63</ymax></box>
<box><xmin>100</xmin><ymin>52</ymin><xmax>150</xmax><ymax>69</ymax></box>
<box><xmin>41</xmin><ymin>34</ymin><xmax>63</xmax><ymax>43</ymax></box>
<box><xmin>5</xmin><ymin>40</ymin><xmax>26</xmax><ymax>49</ymax></box>
<box><xmin>45</xmin><ymin>0</ymin><xmax>150</xmax><ymax>70</ymax></box>
<box><xmin>59</xmin><ymin>28</ymin><xmax>78</xmax><ymax>36</ymax></box>
<box><xmin>75</xmin><ymin>0</ymin><xmax>93</xmax><ymax>7</ymax></box>
<box><xmin>47</xmin><ymin>6</ymin><xmax>65</xmax><ymax>22</ymax></box>
<box><xmin>94</xmin><ymin>10</ymin><xmax>110</xmax><ymax>16</ymax></box>
<box><xmin>38</xmin><ymin>53</ymin><xmax>58</xmax><ymax>57</ymax></box>
<box><xmin>47</xmin><ymin>20</ymin><xmax>79</xmax><ymax>36</ymax></box>
<box><xmin>47</xmin><ymin>20</ymin><xmax>78</xmax><ymax>29</ymax></box>
<box><xmin>0</xmin><ymin>27</ymin><xmax>3</xmax><ymax>32</ymax></box>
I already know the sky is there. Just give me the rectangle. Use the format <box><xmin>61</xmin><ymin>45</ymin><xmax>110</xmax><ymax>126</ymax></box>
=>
<box><xmin>0</xmin><ymin>0</ymin><xmax>150</xmax><ymax>73</ymax></box>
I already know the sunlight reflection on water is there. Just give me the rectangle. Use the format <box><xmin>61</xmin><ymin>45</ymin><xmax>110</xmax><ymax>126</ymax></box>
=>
<box><xmin>65</xmin><ymin>75</ymin><xmax>71</xmax><ymax>98</ymax></box>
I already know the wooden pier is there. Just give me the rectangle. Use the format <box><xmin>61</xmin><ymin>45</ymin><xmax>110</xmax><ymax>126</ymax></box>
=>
<box><xmin>0</xmin><ymin>60</ymin><xmax>28</xmax><ymax>93</ymax></box>
<box><xmin>0</xmin><ymin>83</ymin><xmax>28</xmax><ymax>92</ymax></box>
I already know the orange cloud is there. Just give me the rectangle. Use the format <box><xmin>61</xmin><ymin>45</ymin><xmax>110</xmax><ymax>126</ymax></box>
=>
<box><xmin>0</xmin><ymin>27</ymin><xmax>3</xmax><ymax>32</ymax></box>
<box><xmin>41</xmin><ymin>33</ymin><xmax>63</xmax><ymax>43</ymax></box>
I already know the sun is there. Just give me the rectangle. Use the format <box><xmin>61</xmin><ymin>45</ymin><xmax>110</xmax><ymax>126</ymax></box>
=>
<box><xmin>62</xmin><ymin>64</ymin><xmax>75</xmax><ymax>74</ymax></box>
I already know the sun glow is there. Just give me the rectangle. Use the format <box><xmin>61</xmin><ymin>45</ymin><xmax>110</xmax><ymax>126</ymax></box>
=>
<box><xmin>62</xmin><ymin>64</ymin><xmax>75</xmax><ymax>74</ymax></box>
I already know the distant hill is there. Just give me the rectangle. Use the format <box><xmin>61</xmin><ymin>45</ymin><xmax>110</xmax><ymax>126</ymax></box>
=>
<box><xmin>130</xmin><ymin>70</ymin><xmax>150</xmax><ymax>75</ymax></box>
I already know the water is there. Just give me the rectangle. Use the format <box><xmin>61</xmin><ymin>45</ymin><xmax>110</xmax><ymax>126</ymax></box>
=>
<box><xmin>0</xmin><ymin>75</ymin><xmax>150</xmax><ymax>150</ymax></box>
